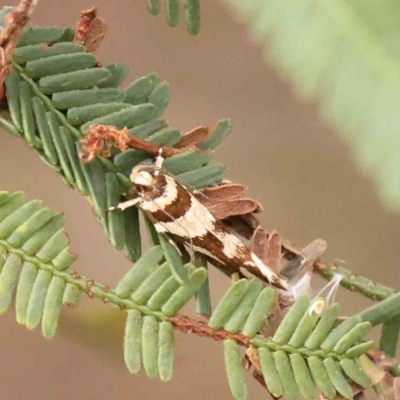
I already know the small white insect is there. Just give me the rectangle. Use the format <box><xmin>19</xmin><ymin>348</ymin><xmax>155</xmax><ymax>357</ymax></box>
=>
<box><xmin>112</xmin><ymin>150</ymin><xmax>290</xmax><ymax>290</ymax></box>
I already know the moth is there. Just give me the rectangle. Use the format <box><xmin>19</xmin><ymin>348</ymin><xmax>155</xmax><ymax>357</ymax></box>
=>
<box><xmin>111</xmin><ymin>151</ymin><xmax>290</xmax><ymax>290</ymax></box>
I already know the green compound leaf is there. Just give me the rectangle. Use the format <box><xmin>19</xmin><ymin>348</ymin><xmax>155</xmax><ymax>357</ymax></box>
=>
<box><xmin>2</xmin><ymin>22</ymin><xmax>230</xmax><ymax>267</ymax></box>
<box><xmin>209</xmin><ymin>281</ymin><xmax>383</xmax><ymax>400</ymax></box>
<box><xmin>0</xmin><ymin>191</ymin><xmax>77</xmax><ymax>336</ymax></box>
<box><xmin>144</xmin><ymin>0</ymin><xmax>201</xmax><ymax>35</ymax></box>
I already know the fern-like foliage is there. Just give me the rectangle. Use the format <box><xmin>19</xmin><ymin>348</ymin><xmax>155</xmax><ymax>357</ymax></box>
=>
<box><xmin>0</xmin><ymin>21</ymin><xmax>230</xmax><ymax>277</ymax></box>
<box><xmin>145</xmin><ymin>0</ymin><xmax>201</xmax><ymax>35</ymax></box>
<box><xmin>225</xmin><ymin>0</ymin><xmax>400</xmax><ymax>212</ymax></box>
<box><xmin>0</xmin><ymin>191</ymin><xmax>208</xmax><ymax>378</ymax></box>
<box><xmin>212</xmin><ymin>279</ymin><xmax>382</xmax><ymax>399</ymax></box>
<box><xmin>0</xmin><ymin>190</ymin><xmax>77</xmax><ymax>337</ymax></box>
<box><xmin>0</xmin><ymin>191</ymin><xmax>384</xmax><ymax>398</ymax></box>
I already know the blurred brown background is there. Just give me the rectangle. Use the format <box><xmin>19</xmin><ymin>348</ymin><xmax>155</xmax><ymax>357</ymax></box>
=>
<box><xmin>0</xmin><ymin>1</ymin><xmax>399</xmax><ymax>399</ymax></box>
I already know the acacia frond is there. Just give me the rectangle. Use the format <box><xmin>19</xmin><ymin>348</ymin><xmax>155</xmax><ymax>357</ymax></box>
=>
<box><xmin>214</xmin><ymin>283</ymin><xmax>382</xmax><ymax>399</ymax></box>
<box><xmin>0</xmin><ymin>19</ymin><xmax>230</xmax><ymax>272</ymax></box>
<box><xmin>145</xmin><ymin>0</ymin><xmax>201</xmax><ymax>35</ymax></box>
<box><xmin>226</xmin><ymin>0</ymin><xmax>400</xmax><ymax>212</ymax></box>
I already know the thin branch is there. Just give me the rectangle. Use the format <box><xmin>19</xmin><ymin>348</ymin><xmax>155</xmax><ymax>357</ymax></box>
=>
<box><xmin>0</xmin><ymin>0</ymin><xmax>36</xmax><ymax>87</ymax></box>
<box><xmin>79</xmin><ymin>124</ymin><xmax>206</xmax><ymax>163</ymax></box>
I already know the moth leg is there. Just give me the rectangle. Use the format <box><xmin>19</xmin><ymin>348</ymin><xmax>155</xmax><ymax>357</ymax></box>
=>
<box><xmin>108</xmin><ymin>197</ymin><xmax>142</xmax><ymax>211</ymax></box>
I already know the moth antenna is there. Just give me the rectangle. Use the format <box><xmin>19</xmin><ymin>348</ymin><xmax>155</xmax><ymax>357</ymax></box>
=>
<box><xmin>154</xmin><ymin>148</ymin><xmax>164</xmax><ymax>175</ymax></box>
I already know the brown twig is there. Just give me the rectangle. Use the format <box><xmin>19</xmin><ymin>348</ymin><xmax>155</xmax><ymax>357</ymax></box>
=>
<box><xmin>79</xmin><ymin>124</ymin><xmax>204</xmax><ymax>163</ymax></box>
<box><xmin>0</xmin><ymin>0</ymin><xmax>36</xmax><ymax>88</ymax></box>
<box><xmin>169</xmin><ymin>315</ymin><xmax>251</xmax><ymax>346</ymax></box>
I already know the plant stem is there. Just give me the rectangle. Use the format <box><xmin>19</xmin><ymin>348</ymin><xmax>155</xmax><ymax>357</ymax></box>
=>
<box><xmin>356</xmin><ymin>292</ymin><xmax>400</xmax><ymax>326</ymax></box>
<box><xmin>313</xmin><ymin>262</ymin><xmax>395</xmax><ymax>301</ymax></box>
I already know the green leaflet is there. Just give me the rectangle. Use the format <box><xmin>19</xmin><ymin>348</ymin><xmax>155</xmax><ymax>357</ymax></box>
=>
<box><xmin>147</xmin><ymin>0</ymin><xmax>161</xmax><ymax>16</ymax></box>
<box><xmin>52</xmin><ymin>88</ymin><xmax>126</xmax><ymax>110</ymax></box>
<box><xmin>17</xmin><ymin>27</ymin><xmax>66</xmax><ymax>48</ymax></box>
<box><xmin>289</xmin><ymin>300</ymin><xmax>322</xmax><ymax>348</ymax></box>
<box><xmin>114</xmin><ymin>246</ymin><xmax>164</xmax><ymax>298</ymax></box>
<box><xmin>0</xmin><ymin>253</ymin><xmax>23</xmax><ymax>314</ymax></box>
<box><xmin>147</xmin><ymin>276</ymin><xmax>180</xmax><ymax>311</ymax></box>
<box><xmin>62</xmin><ymin>283</ymin><xmax>80</xmax><ymax>308</ymax></box>
<box><xmin>105</xmin><ymin>173</ymin><xmax>125</xmax><ymax>251</ymax></box>
<box><xmin>166</xmin><ymin>0</ymin><xmax>180</xmax><ymax>27</ymax></box>
<box><xmin>223</xmin><ymin>340</ymin><xmax>247</xmax><ymax>400</ymax></box>
<box><xmin>380</xmin><ymin>315</ymin><xmax>400</xmax><ymax>358</ymax></box>
<box><xmin>25</xmin><ymin>53</ymin><xmax>97</xmax><ymax>79</ymax></box>
<box><xmin>290</xmin><ymin>354</ymin><xmax>318</xmax><ymax>400</ymax></box>
<box><xmin>21</xmin><ymin>213</ymin><xmax>66</xmax><ymax>255</ymax></box>
<box><xmin>178</xmin><ymin>163</ymin><xmax>227</xmax><ymax>188</ymax></box>
<box><xmin>184</xmin><ymin>0</ymin><xmax>201</xmax><ymax>35</ymax></box>
<box><xmin>339</xmin><ymin>358</ymin><xmax>371</xmax><ymax>388</ymax></box>
<box><xmin>15</xmin><ymin>262</ymin><xmax>38</xmax><ymax>325</ymax></box>
<box><xmin>158</xmin><ymin>321</ymin><xmax>174</xmax><ymax>382</ymax></box>
<box><xmin>242</xmin><ymin>286</ymin><xmax>275</xmax><ymax>337</ymax></box>
<box><xmin>67</xmin><ymin>103</ymin><xmax>131</xmax><ymax>126</ymax></box>
<box><xmin>26</xmin><ymin>269</ymin><xmax>52</xmax><ymax>329</ymax></box>
<box><xmin>42</xmin><ymin>276</ymin><xmax>66</xmax><ymax>338</ymax></box>
<box><xmin>195</xmin><ymin>256</ymin><xmax>212</xmax><ymax>317</ymax></box>
<box><xmin>158</xmin><ymin>234</ymin><xmax>187</xmax><ymax>284</ymax></box>
<box><xmin>333</xmin><ymin>322</ymin><xmax>372</xmax><ymax>355</ymax></box>
<box><xmin>5</xmin><ymin>70</ymin><xmax>23</xmax><ymax>131</ymax></box>
<box><xmin>199</xmin><ymin>119</ymin><xmax>232</xmax><ymax>150</ymax></box>
<box><xmin>7</xmin><ymin>207</ymin><xmax>53</xmax><ymax>248</ymax></box>
<box><xmin>320</xmin><ymin>316</ymin><xmax>361</xmax><ymax>352</ymax></box>
<box><xmin>14</xmin><ymin>42</ymin><xmax>86</xmax><ymax>64</ymax></box>
<box><xmin>124</xmin><ymin>310</ymin><xmax>143</xmax><ymax>374</ymax></box>
<box><xmin>208</xmin><ymin>279</ymin><xmax>249</xmax><ymax>330</ymax></box>
<box><xmin>162</xmin><ymin>149</ymin><xmax>213</xmax><ymax>175</ymax></box>
<box><xmin>32</xmin><ymin>96</ymin><xmax>59</xmax><ymax>165</ymax></box>
<box><xmin>98</xmin><ymin>64</ymin><xmax>130</xmax><ymax>88</ymax></box>
<box><xmin>274</xmin><ymin>350</ymin><xmax>302</xmax><ymax>400</ymax></box>
<box><xmin>125</xmin><ymin>72</ymin><xmax>159</xmax><ymax>105</ymax></box>
<box><xmin>161</xmin><ymin>267</ymin><xmax>208</xmax><ymax>316</ymax></box>
<box><xmin>308</xmin><ymin>356</ymin><xmax>336</xmax><ymax>400</ymax></box>
<box><xmin>0</xmin><ymin>199</ymin><xmax>42</xmax><ymax>239</ymax></box>
<box><xmin>39</xmin><ymin>68</ymin><xmax>111</xmax><ymax>94</ymax></box>
<box><xmin>19</xmin><ymin>80</ymin><xmax>41</xmax><ymax>147</ymax></box>
<box><xmin>323</xmin><ymin>358</ymin><xmax>353</xmax><ymax>399</ymax></box>
<box><xmin>149</xmin><ymin>81</ymin><xmax>170</xmax><ymax>117</ymax></box>
<box><xmin>305</xmin><ymin>303</ymin><xmax>341</xmax><ymax>350</ymax></box>
<box><xmin>142</xmin><ymin>316</ymin><xmax>160</xmax><ymax>378</ymax></box>
<box><xmin>79</xmin><ymin>103</ymin><xmax>156</xmax><ymax>132</ymax></box>
<box><xmin>223</xmin><ymin>278</ymin><xmax>262</xmax><ymax>334</ymax></box>
<box><xmin>258</xmin><ymin>347</ymin><xmax>283</xmax><ymax>398</ymax></box>
<box><xmin>272</xmin><ymin>293</ymin><xmax>311</xmax><ymax>345</ymax></box>
<box><xmin>131</xmin><ymin>262</ymin><xmax>172</xmax><ymax>305</ymax></box>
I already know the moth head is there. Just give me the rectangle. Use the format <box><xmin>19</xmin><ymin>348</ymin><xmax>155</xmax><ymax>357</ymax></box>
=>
<box><xmin>130</xmin><ymin>165</ymin><xmax>163</xmax><ymax>196</ymax></box>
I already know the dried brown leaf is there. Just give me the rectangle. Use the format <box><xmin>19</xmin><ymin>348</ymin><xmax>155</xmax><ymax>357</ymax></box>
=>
<box><xmin>266</xmin><ymin>231</ymin><xmax>282</xmax><ymax>273</ymax></box>
<box><xmin>83</xmin><ymin>17</ymin><xmax>107</xmax><ymax>52</ymax></box>
<box><xmin>174</xmin><ymin>126</ymin><xmax>210</xmax><ymax>148</ymax></box>
<box><xmin>198</xmin><ymin>183</ymin><xmax>246</xmax><ymax>204</ymax></box>
<box><xmin>0</xmin><ymin>0</ymin><xmax>36</xmax><ymax>87</ymax></box>
<box><xmin>207</xmin><ymin>198</ymin><xmax>260</xmax><ymax>220</ymax></box>
<box><xmin>251</xmin><ymin>226</ymin><xmax>269</xmax><ymax>264</ymax></box>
